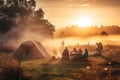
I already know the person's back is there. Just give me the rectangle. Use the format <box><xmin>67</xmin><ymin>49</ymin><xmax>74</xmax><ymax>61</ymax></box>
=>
<box><xmin>99</xmin><ymin>43</ymin><xmax>103</xmax><ymax>51</ymax></box>
<box><xmin>96</xmin><ymin>42</ymin><xmax>103</xmax><ymax>56</ymax></box>
<box><xmin>72</xmin><ymin>48</ymin><xmax>78</xmax><ymax>54</ymax></box>
<box><xmin>62</xmin><ymin>47</ymin><xmax>69</xmax><ymax>56</ymax></box>
<box><xmin>97</xmin><ymin>42</ymin><xmax>103</xmax><ymax>56</ymax></box>
<box><xmin>62</xmin><ymin>47</ymin><xmax>69</xmax><ymax>60</ymax></box>
<box><xmin>83</xmin><ymin>49</ymin><xmax>89</xmax><ymax>58</ymax></box>
<box><xmin>78</xmin><ymin>48</ymin><xmax>83</xmax><ymax>55</ymax></box>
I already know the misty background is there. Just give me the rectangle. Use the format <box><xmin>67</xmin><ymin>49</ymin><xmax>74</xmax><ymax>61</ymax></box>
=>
<box><xmin>0</xmin><ymin>0</ymin><xmax>120</xmax><ymax>57</ymax></box>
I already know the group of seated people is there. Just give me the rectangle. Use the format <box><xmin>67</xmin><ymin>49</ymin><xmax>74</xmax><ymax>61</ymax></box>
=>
<box><xmin>62</xmin><ymin>47</ymin><xmax>89</xmax><ymax>60</ymax></box>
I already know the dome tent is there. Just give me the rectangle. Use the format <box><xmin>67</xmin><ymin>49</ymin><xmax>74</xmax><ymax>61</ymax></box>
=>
<box><xmin>14</xmin><ymin>41</ymin><xmax>50</xmax><ymax>60</ymax></box>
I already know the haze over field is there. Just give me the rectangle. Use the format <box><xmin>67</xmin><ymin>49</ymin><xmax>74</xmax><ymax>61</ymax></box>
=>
<box><xmin>0</xmin><ymin>0</ymin><xmax>120</xmax><ymax>58</ymax></box>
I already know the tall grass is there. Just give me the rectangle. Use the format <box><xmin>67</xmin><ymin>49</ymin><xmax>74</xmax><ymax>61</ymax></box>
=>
<box><xmin>0</xmin><ymin>54</ymin><xmax>33</xmax><ymax>80</ymax></box>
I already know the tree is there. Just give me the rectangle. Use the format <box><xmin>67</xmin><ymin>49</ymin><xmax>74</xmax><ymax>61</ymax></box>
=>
<box><xmin>100</xmin><ymin>31</ymin><xmax>108</xmax><ymax>36</ymax></box>
<box><xmin>0</xmin><ymin>0</ymin><xmax>55</xmax><ymax>38</ymax></box>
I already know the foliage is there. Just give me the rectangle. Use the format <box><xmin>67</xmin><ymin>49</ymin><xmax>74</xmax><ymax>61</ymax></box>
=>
<box><xmin>0</xmin><ymin>0</ymin><xmax>55</xmax><ymax>38</ymax></box>
<box><xmin>0</xmin><ymin>54</ymin><xmax>33</xmax><ymax>80</ymax></box>
<box><xmin>55</xmin><ymin>25</ymin><xmax>120</xmax><ymax>38</ymax></box>
<box><xmin>101</xmin><ymin>31</ymin><xmax>108</xmax><ymax>36</ymax></box>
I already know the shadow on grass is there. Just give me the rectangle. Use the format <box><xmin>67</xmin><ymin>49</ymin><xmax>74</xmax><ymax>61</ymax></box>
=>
<box><xmin>36</xmin><ymin>59</ymin><xmax>90</xmax><ymax>80</ymax></box>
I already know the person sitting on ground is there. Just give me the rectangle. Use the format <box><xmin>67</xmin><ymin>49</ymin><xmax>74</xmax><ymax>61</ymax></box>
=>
<box><xmin>70</xmin><ymin>48</ymin><xmax>78</xmax><ymax>60</ymax></box>
<box><xmin>78</xmin><ymin>48</ymin><xmax>83</xmax><ymax>56</ymax></box>
<box><xmin>83</xmin><ymin>49</ymin><xmax>89</xmax><ymax>59</ymax></box>
<box><xmin>62</xmin><ymin>47</ymin><xmax>69</xmax><ymax>60</ymax></box>
<box><xmin>72</xmin><ymin>48</ymin><xmax>78</xmax><ymax>54</ymax></box>
<box><xmin>78</xmin><ymin>48</ymin><xmax>83</xmax><ymax>60</ymax></box>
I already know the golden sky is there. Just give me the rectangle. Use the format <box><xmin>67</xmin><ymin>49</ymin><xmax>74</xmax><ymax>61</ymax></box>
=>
<box><xmin>36</xmin><ymin>0</ymin><xmax>120</xmax><ymax>28</ymax></box>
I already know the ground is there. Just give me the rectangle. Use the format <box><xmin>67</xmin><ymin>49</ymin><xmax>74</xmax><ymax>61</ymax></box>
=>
<box><xmin>0</xmin><ymin>45</ymin><xmax>120</xmax><ymax>80</ymax></box>
<box><xmin>21</xmin><ymin>48</ymin><xmax>120</xmax><ymax>80</ymax></box>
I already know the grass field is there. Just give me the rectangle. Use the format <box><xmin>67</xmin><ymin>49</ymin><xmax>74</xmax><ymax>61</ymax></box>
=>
<box><xmin>20</xmin><ymin>52</ymin><xmax>120</xmax><ymax>80</ymax></box>
<box><xmin>1</xmin><ymin>45</ymin><xmax>120</xmax><ymax>80</ymax></box>
<box><xmin>20</xmin><ymin>46</ymin><xmax>120</xmax><ymax>80</ymax></box>
<box><xmin>21</xmin><ymin>59</ymin><xmax>92</xmax><ymax>80</ymax></box>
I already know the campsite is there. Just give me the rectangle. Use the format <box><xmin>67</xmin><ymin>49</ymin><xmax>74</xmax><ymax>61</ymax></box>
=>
<box><xmin>0</xmin><ymin>39</ymin><xmax>120</xmax><ymax>80</ymax></box>
<box><xmin>20</xmin><ymin>43</ymin><xmax>120</xmax><ymax>80</ymax></box>
<box><xmin>0</xmin><ymin>0</ymin><xmax>120</xmax><ymax>80</ymax></box>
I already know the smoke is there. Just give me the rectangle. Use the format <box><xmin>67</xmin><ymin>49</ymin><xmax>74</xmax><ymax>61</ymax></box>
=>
<box><xmin>1</xmin><ymin>1</ymin><xmax>120</xmax><ymax>58</ymax></box>
<box><xmin>0</xmin><ymin>0</ymin><xmax>53</xmax><ymax>42</ymax></box>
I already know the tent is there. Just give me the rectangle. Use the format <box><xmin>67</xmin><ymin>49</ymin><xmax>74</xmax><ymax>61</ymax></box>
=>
<box><xmin>14</xmin><ymin>41</ymin><xmax>50</xmax><ymax>60</ymax></box>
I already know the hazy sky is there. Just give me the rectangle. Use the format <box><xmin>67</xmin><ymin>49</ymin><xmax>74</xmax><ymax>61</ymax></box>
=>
<box><xmin>36</xmin><ymin>0</ymin><xmax>120</xmax><ymax>28</ymax></box>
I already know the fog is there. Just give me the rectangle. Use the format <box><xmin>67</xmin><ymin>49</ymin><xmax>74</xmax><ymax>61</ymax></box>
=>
<box><xmin>0</xmin><ymin>0</ymin><xmax>120</xmax><ymax>58</ymax></box>
<box><xmin>38</xmin><ymin>34</ymin><xmax>120</xmax><ymax>57</ymax></box>
<box><xmin>1</xmin><ymin>25</ymin><xmax>120</xmax><ymax>58</ymax></box>
<box><xmin>43</xmin><ymin>35</ymin><xmax>120</xmax><ymax>47</ymax></box>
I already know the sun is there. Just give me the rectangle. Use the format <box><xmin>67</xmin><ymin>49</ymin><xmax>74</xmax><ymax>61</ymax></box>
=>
<box><xmin>75</xmin><ymin>17</ymin><xmax>92</xmax><ymax>27</ymax></box>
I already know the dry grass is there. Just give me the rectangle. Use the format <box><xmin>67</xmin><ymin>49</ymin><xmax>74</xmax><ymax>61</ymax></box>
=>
<box><xmin>0</xmin><ymin>45</ymin><xmax>120</xmax><ymax>80</ymax></box>
<box><xmin>0</xmin><ymin>54</ymin><xmax>33</xmax><ymax>80</ymax></box>
<box><xmin>20</xmin><ymin>46</ymin><xmax>120</xmax><ymax>80</ymax></box>
<box><xmin>20</xmin><ymin>58</ymin><xmax>108</xmax><ymax>80</ymax></box>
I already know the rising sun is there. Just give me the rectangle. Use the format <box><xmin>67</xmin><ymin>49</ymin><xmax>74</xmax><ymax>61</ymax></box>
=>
<box><xmin>75</xmin><ymin>17</ymin><xmax>92</xmax><ymax>27</ymax></box>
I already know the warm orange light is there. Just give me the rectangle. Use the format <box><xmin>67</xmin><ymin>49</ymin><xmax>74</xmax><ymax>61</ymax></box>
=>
<box><xmin>75</xmin><ymin>17</ymin><xmax>92</xmax><ymax>27</ymax></box>
<box><xmin>86</xmin><ymin>66</ymin><xmax>91</xmax><ymax>70</ymax></box>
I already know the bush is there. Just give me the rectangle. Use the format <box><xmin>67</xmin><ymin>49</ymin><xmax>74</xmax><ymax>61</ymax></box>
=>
<box><xmin>2</xmin><ymin>59</ymin><xmax>33</xmax><ymax>80</ymax></box>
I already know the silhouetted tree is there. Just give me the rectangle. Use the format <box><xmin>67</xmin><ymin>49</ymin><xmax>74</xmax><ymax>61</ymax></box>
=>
<box><xmin>0</xmin><ymin>0</ymin><xmax>55</xmax><ymax>38</ymax></box>
<box><xmin>34</xmin><ymin>8</ymin><xmax>44</xmax><ymax>19</ymax></box>
<box><xmin>101</xmin><ymin>31</ymin><xmax>108</xmax><ymax>36</ymax></box>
